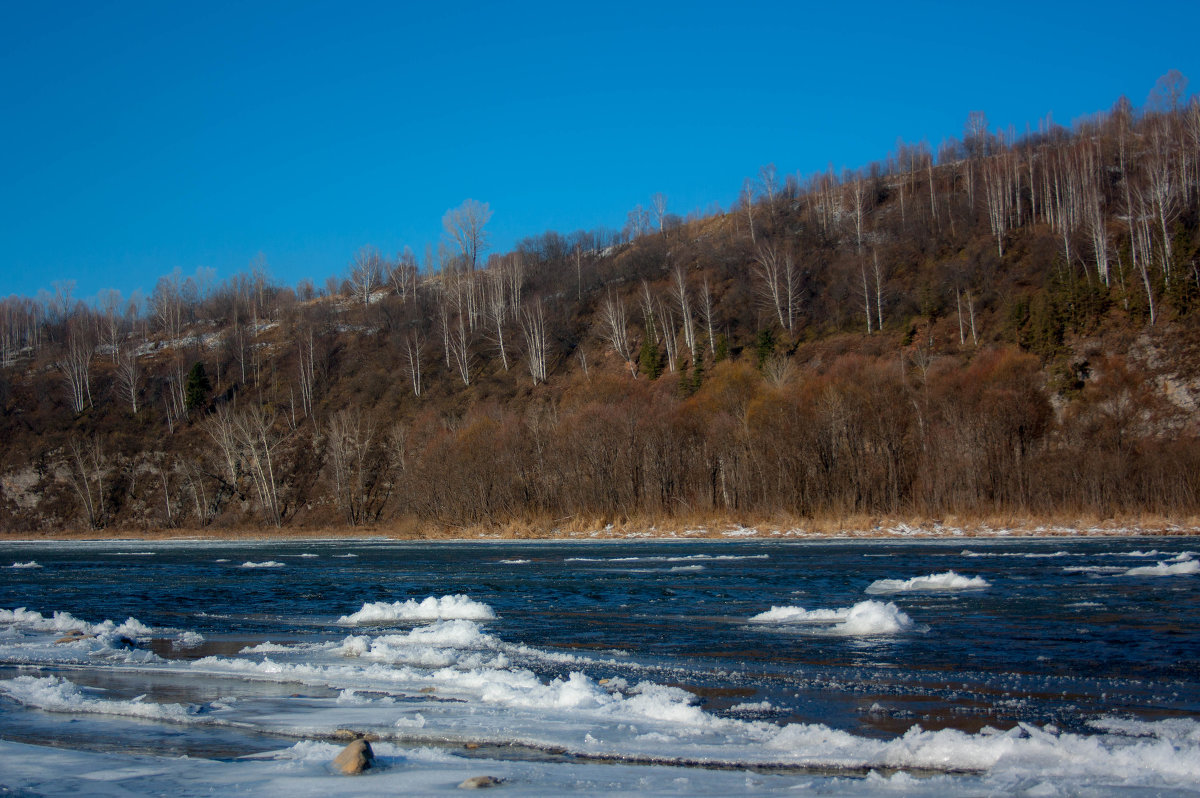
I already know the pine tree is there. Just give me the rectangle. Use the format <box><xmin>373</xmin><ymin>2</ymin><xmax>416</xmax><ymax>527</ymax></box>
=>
<box><xmin>639</xmin><ymin>336</ymin><xmax>663</xmax><ymax>380</ymax></box>
<box><xmin>184</xmin><ymin>362</ymin><xmax>211</xmax><ymax>413</ymax></box>
<box><xmin>754</xmin><ymin>328</ymin><xmax>776</xmax><ymax>369</ymax></box>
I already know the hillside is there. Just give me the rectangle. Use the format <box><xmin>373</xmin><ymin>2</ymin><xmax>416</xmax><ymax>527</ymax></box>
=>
<box><xmin>3</xmin><ymin>95</ymin><xmax>1200</xmax><ymax>537</ymax></box>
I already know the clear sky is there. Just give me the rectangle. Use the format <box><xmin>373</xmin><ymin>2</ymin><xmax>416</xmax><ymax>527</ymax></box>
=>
<box><xmin>2</xmin><ymin>0</ymin><xmax>1198</xmax><ymax>305</ymax></box>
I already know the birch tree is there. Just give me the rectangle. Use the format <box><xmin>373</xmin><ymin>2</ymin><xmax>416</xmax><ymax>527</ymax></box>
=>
<box><xmin>598</xmin><ymin>290</ymin><xmax>636</xmax><ymax>375</ymax></box>
<box><xmin>443</xmin><ymin>199</ymin><xmax>492</xmax><ymax>272</ymax></box>
<box><xmin>206</xmin><ymin>405</ymin><xmax>290</xmax><ymax>526</ymax></box>
<box><xmin>671</xmin><ymin>264</ymin><xmax>695</xmax><ymax>356</ymax></box>
<box><xmin>63</xmin><ymin>435</ymin><xmax>107</xmax><ymax>529</ymax></box>
<box><xmin>484</xmin><ymin>269</ymin><xmax>510</xmax><ymax>370</ymax></box>
<box><xmin>520</xmin><ymin>299</ymin><xmax>549</xmax><ymax>385</ymax></box>
<box><xmin>57</xmin><ymin>319</ymin><xmax>95</xmax><ymax>413</ymax></box>
<box><xmin>115</xmin><ymin>346</ymin><xmax>141</xmax><ymax>414</ymax></box>
<box><xmin>326</xmin><ymin>409</ymin><xmax>381</xmax><ymax>525</ymax></box>
<box><xmin>348</xmin><ymin>245</ymin><xmax>384</xmax><ymax>306</ymax></box>
<box><xmin>403</xmin><ymin>328</ymin><xmax>424</xmax><ymax>397</ymax></box>
<box><xmin>651</xmin><ymin>192</ymin><xmax>669</xmax><ymax>234</ymax></box>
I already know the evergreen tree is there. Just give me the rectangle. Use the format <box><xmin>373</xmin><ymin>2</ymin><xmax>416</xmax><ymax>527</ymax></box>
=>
<box><xmin>754</xmin><ymin>328</ymin><xmax>776</xmax><ymax>369</ymax></box>
<box><xmin>184</xmin><ymin>362</ymin><xmax>211</xmax><ymax>413</ymax></box>
<box><xmin>639</xmin><ymin>336</ymin><xmax>663</xmax><ymax>380</ymax></box>
<box><xmin>714</xmin><ymin>333</ymin><xmax>729</xmax><ymax>363</ymax></box>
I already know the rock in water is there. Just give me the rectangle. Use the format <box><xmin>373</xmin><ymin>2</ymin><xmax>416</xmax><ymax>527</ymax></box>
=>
<box><xmin>54</xmin><ymin>630</ymin><xmax>89</xmax><ymax>644</ymax></box>
<box><xmin>458</xmin><ymin>775</ymin><xmax>503</xmax><ymax>789</ymax></box>
<box><xmin>332</xmin><ymin>738</ymin><xmax>374</xmax><ymax>775</ymax></box>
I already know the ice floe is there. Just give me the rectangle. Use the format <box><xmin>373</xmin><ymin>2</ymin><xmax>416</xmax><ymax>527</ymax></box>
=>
<box><xmin>865</xmin><ymin>571</ymin><xmax>990</xmax><ymax>594</ymax></box>
<box><xmin>750</xmin><ymin>600</ymin><xmax>917</xmax><ymax>635</ymax></box>
<box><xmin>338</xmin><ymin>595</ymin><xmax>497</xmax><ymax>625</ymax></box>
<box><xmin>1120</xmin><ymin>559</ymin><xmax>1199</xmax><ymax>577</ymax></box>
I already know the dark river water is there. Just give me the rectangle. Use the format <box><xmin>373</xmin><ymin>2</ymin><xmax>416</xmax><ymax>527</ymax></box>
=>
<box><xmin>1</xmin><ymin>535</ymin><xmax>1197</xmax><ymax>795</ymax></box>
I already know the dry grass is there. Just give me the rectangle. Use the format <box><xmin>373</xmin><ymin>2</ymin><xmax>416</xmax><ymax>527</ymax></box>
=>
<box><xmin>3</xmin><ymin>511</ymin><xmax>1197</xmax><ymax>542</ymax></box>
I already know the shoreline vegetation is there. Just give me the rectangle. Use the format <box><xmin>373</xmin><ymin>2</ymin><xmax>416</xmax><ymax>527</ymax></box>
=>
<box><xmin>4</xmin><ymin>513</ymin><xmax>1197</xmax><ymax>542</ymax></box>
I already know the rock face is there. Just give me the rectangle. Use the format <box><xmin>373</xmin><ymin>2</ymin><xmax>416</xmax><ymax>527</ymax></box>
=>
<box><xmin>332</xmin><ymin>738</ymin><xmax>374</xmax><ymax>775</ymax></box>
<box><xmin>458</xmin><ymin>775</ymin><xmax>504</xmax><ymax>789</ymax></box>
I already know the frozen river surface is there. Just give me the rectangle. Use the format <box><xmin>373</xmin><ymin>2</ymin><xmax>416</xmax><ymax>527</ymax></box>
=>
<box><xmin>1</xmin><ymin>536</ymin><xmax>1198</xmax><ymax>795</ymax></box>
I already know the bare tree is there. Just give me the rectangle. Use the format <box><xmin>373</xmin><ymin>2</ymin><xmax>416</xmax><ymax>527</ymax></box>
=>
<box><xmin>699</xmin><ymin>277</ymin><xmax>717</xmax><ymax>356</ymax></box>
<box><xmin>758</xmin><ymin>163</ymin><xmax>780</xmax><ymax>206</ymax></box>
<box><xmin>326</xmin><ymin>408</ymin><xmax>382</xmax><ymax>525</ymax></box>
<box><xmin>740</xmin><ymin>178</ymin><xmax>757</xmax><ymax>245</ymax></box>
<box><xmin>97</xmin><ymin>289</ymin><xmax>123</xmax><ymax>362</ymax></box>
<box><xmin>598</xmin><ymin>290</ymin><xmax>635</xmax><ymax>375</ymax></box>
<box><xmin>443</xmin><ymin>199</ymin><xmax>492</xmax><ymax>272</ymax></box>
<box><xmin>57</xmin><ymin>318</ymin><xmax>95</xmax><ymax>413</ymax></box>
<box><xmin>671</xmin><ymin>263</ymin><xmax>695</xmax><ymax>355</ymax></box>
<box><xmin>63</xmin><ymin>435</ymin><xmax>107</xmax><ymax>529</ymax></box>
<box><xmin>206</xmin><ymin>404</ymin><xmax>289</xmax><ymax>526</ymax></box>
<box><xmin>520</xmin><ymin>299</ymin><xmax>550</xmax><ymax>385</ymax></box>
<box><xmin>296</xmin><ymin>328</ymin><xmax>316</xmax><ymax>418</ymax></box>
<box><xmin>656</xmin><ymin>296</ymin><xmax>678</xmax><ymax>373</ymax></box>
<box><xmin>115</xmin><ymin>346</ymin><xmax>141</xmax><ymax>414</ymax></box>
<box><xmin>650</xmin><ymin>193</ymin><xmax>669</xmax><ymax>234</ymax></box>
<box><xmin>403</xmin><ymin>328</ymin><xmax>424</xmax><ymax>397</ymax></box>
<box><xmin>625</xmin><ymin>204</ymin><xmax>650</xmax><ymax>239</ymax></box>
<box><xmin>982</xmin><ymin>151</ymin><xmax>1016</xmax><ymax>257</ymax></box>
<box><xmin>484</xmin><ymin>269</ymin><xmax>510</xmax><ymax>370</ymax></box>
<box><xmin>389</xmin><ymin>247</ymin><xmax>419</xmax><ymax>301</ymax></box>
<box><xmin>150</xmin><ymin>269</ymin><xmax>185</xmax><ymax>340</ymax></box>
<box><xmin>348</xmin><ymin>245</ymin><xmax>384</xmax><ymax>306</ymax></box>
<box><xmin>871</xmin><ymin>251</ymin><xmax>886</xmax><ymax>333</ymax></box>
<box><xmin>752</xmin><ymin>244</ymin><xmax>790</xmax><ymax>330</ymax></box>
<box><xmin>451</xmin><ymin>319</ymin><xmax>472</xmax><ymax>386</ymax></box>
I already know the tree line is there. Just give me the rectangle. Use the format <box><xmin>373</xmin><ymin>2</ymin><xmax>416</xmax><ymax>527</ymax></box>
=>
<box><xmin>2</xmin><ymin>79</ymin><xmax>1199</xmax><ymax>532</ymax></box>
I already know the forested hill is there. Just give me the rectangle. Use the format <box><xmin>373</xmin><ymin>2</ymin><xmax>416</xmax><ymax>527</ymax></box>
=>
<box><xmin>3</xmin><ymin>94</ymin><xmax>1200</xmax><ymax>536</ymax></box>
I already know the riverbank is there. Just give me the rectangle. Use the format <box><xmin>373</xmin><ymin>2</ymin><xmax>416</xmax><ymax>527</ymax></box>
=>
<box><xmin>3</xmin><ymin>512</ymin><xmax>1198</xmax><ymax>541</ymax></box>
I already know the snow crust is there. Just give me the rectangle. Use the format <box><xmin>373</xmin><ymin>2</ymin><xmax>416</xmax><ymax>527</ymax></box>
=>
<box><xmin>866</xmin><ymin>571</ymin><xmax>990</xmax><ymax>594</ymax></box>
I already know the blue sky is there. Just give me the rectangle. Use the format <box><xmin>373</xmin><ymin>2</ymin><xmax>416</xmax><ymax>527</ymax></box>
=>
<box><xmin>2</xmin><ymin>0</ymin><xmax>1198</xmax><ymax>305</ymax></box>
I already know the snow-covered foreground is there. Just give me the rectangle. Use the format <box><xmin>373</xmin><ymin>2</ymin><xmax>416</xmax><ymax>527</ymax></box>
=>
<box><xmin>1</xmin><ymin>537</ymin><xmax>1198</xmax><ymax>795</ymax></box>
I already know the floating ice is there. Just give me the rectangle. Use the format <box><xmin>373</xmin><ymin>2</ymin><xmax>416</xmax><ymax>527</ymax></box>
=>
<box><xmin>866</xmin><ymin>570</ymin><xmax>990</xmax><ymax>594</ymax></box>
<box><xmin>750</xmin><ymin>600</ymin><xmax>915</xmax><ymax>635</ymax></box>
<box><xmin>338</xmin><ymin>595</ymin><xmax>496</xmax><ymax>625</ymax></box>
<box><xmin>239</xmin><ymin>560</ymin><xmax>285</xmax><ymax>568</ymax></box>
<box><xmin>7</xmin><ymin>561</ymin><xmax>42</xmax><ymax>569</ymax></box>
<box><xmin>565</xmin><ymin>554</ymin><xmax>768</xmax><ymax>563</ymax></box>
<box><xmin>960</xmin><ymin>550</ymin><xmax>1070</xmax><ymax>558</ymax></box>
<box><xmin>173</xmin><ymin>631</ymin><xmax>205</xmax><ymax>649</ymax></box>
<box><xmin>1121</xmin><ymin>560</ymin><xmax>1199</xmax><ymax>577</ymax></box>
<box><xmin>1</xmin><ymin>607</ymin><xmax>97</xmax><ymax>634</ymax></box>
<box><xmin>0</xmin><ymin>607</ymin><xmax>156</xmax><ymax>643</ymax></box>
<box><xmin>498</xmin><ymin>559</ymin><xmax>531</xmax><ymax>564</ymax></box>
<box><xmin>0</xmin><ymin>675</ymin><xmax>199</xmax><ymax>723</ymax></box>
